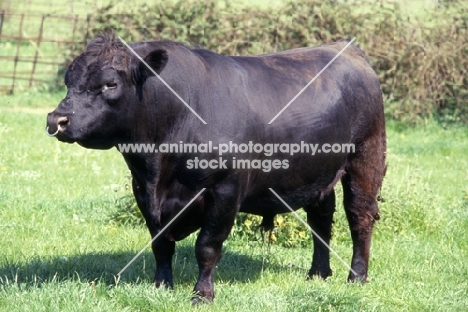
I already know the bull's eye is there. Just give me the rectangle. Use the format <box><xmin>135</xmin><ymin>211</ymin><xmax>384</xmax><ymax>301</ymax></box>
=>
<box><xmin>102</xmin><ymin>82</ymin><xmax>117</xmax><ymax>91</ymax></box>
<box><xmin>87</xmin><ymin>84</ymin><xmax>101</xmax><ymax>94</ymax></box>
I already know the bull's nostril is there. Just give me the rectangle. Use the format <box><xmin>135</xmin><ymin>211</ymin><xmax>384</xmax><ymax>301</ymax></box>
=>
<box><xmin>58</xmin><ymin>117</ymin><xmax>69</xmax><ymax>127</ymax></box>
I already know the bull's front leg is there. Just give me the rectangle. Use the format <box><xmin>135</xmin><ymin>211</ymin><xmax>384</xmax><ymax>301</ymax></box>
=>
<box><xmin>192</xmin><ymin>185</ymin><xmax>239</xmax><ymax>303</ymax></box>
<box><xmin>152</xmin><ymin>237</ymin><xmax>175</xmax><ymax>288</ymax></box>
<box><xmin>131</xmin><ymin>177</ymin><xmax>175</xmax><ymax>288</ymax></box>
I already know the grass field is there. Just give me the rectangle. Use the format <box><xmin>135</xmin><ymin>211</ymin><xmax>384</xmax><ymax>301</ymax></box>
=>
<box><xmin>0</xmin><ymin>90</ymin><xmax>467</xmax><ymax>311</ymax></box>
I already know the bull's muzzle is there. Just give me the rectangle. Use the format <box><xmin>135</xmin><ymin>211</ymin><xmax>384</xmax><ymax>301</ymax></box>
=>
<box><xmin>46</xmin><ymin>114</ymin><xmax>70</xmax><ymax>137</ymax></box>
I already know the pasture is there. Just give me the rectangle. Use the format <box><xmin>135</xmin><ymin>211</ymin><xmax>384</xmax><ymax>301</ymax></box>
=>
<box><xmin>0</xmin><ymin>91</ymin><xmax>467</xmax><ymax>311</ymax></box>
<box><xmin>1</xmin><ymin>0</ymin><xmax>468</xmax><ymax>311</ymax></box>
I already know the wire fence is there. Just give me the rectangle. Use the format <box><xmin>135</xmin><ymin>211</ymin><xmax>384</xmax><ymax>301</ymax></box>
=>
<box><xmin>0</xmin><ymin>0</ymin><xmax>96</xmax><ymax>15</ymax></box>
<box><xmin>0</xmin><ymin>10</ymin><xmax>89</xmax><ymax>94</ymax></box>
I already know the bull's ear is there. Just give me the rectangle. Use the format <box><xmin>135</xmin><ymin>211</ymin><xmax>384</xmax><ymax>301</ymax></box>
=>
<box><xmin>140</xmin><ymin>49</ymin><xmax>168</xmax><ymax>77</ymax></box>
<box><xmin>133</xmin><ymin>49</ymin><xmax>168</xmax><ymax>85</ymax></box>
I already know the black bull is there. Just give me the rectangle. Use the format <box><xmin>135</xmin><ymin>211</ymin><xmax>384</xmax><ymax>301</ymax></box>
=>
<box><xmin>47</xmin><ymin>33</ymin><xmax>386</xmax><ymax>302</ymax></box>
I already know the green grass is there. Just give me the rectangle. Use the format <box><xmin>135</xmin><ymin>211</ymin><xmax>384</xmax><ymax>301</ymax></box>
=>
<box><xmin>0</xmin><ymin>90</ymin><xmax>467</xmax><ymax>311</ymax></box>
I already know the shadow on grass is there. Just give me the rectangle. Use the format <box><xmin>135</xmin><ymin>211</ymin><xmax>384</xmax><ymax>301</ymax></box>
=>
<box><xmin>0</xmin><ymin>244</ymin><xmax>296</xmax><ymax>288</ymax></box>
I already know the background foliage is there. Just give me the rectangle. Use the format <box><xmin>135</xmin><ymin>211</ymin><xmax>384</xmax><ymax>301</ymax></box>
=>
<box><xmin>70</xmin><ymin>0</ymin><xmax>468</xmax><ymax>125</ymax></box>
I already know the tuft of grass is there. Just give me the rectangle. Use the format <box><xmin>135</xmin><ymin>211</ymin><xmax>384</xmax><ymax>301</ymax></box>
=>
<box><xmin>109</xmin><ymin>194</ymin><xmax>146</xmax><ymax>227</ymax></box>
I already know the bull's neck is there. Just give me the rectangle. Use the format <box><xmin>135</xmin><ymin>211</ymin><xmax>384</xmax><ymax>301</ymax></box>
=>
<box><xmin>131</xmin><ymin>100</ymin><xmax>187</xmax><ymax>145</ymax></box>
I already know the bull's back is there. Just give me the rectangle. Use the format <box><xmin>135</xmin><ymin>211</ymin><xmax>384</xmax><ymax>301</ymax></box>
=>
<box><xmin>230</xmin><ymin>41</ymin><xmax>380</xmax><ymax>128</ymax></box>
<box><xmin>192</xmin><ymin>42</ymin><xmax>378</xmax><ymax>126</ymax></box>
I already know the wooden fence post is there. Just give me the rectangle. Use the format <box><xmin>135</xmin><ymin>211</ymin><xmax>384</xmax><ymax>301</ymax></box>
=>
<box><xmin>0</xmin><ymin>10</ymin><xmax>4</xmax><ymax>44</ymax></box>
<box><xmin>11</xmin><ymin>13</ymin><xmax>25</xmax><ymax>94</ymax></box>
<box><xmin>29</xmin><ymin>14</ymin><xmax>46</xmax><ymax>87</ymax></box>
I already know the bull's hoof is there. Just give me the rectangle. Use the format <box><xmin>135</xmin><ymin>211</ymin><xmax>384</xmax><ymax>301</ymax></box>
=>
<box><xmin>154</xmin><ymin>280</ymin><xmax>174</xmax><ymax>289</ymax></box>
<box><xmin>191</xmin><ymin>293</ymin><xmax>213</xmax><ymax>305</ymax></box>
<box><xmin>307</xmin><ymin>268</ymin><xmax>332</xmax><ymax>280</ymax></box>
<box><xmin>347</xmin><ymin>273</ymin><xmax>370</xmax><ymax>283</ymax></box>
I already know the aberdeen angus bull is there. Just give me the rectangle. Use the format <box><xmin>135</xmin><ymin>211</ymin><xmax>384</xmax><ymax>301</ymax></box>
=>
<box><xmin>47</xmin><ymin>33</ymin><xmax>386</xmax><ymax>302</ymax></box>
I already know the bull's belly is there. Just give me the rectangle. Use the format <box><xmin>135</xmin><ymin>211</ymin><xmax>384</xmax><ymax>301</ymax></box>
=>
<box><xmin>240</xmin><ymin>162</ymin><xmax>344</xmax><ymax>216</ymax></box>
<box><xmin>240</xmin><ymin>184</ymin><xmax>327</xmax><ymax>215</ymax></box>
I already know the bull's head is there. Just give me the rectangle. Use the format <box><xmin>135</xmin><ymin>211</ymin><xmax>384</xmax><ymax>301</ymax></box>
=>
<box><xmin>46</xmin><ymin>32</ymin><xmax>168</xmax><ymax>149</ymax></box>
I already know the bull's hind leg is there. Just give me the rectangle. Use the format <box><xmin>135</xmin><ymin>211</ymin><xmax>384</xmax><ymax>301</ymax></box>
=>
<box><xmin>342</xmin><ymin>131</ymin><xmax>386</xmax><ymax>282</ymax></box>
<box><xmin>305</xmin><ymin>190</ymin><xmax>335</xmax><ymax>279</ymax></box>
